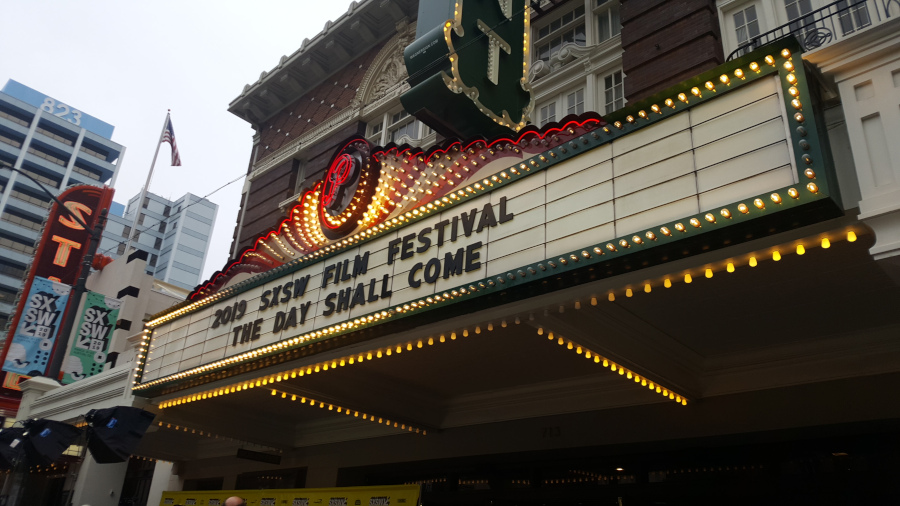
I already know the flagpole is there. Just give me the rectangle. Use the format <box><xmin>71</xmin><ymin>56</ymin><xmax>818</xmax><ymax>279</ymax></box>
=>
<box><xmin>124</xmin><ymin>111</ymin><xmax>170</xmax><ymax>255</ymax></box>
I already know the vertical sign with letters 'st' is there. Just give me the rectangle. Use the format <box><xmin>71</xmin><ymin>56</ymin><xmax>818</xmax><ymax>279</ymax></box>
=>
<box><xmin>0</xmin><ymin>185</ymin><xmax>114</xmax><ymax>381</ymax></box>
<box><xmin>401</xmin><ymin>0</ymin><xmax>533</xmax><ymax>140</ymax></box>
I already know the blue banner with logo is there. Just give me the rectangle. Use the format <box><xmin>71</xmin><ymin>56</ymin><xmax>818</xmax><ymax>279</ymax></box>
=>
<box><xmin>2</xmin><ymin>277</ymin><xmax>72</xmax><ymax>376</ymax></box>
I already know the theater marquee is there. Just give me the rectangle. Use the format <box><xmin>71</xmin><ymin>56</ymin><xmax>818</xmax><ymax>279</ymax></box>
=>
<box><xmin>134</xmin><ymin>40</ymin><xmax>841</xmax><ymax>395</ymax></box>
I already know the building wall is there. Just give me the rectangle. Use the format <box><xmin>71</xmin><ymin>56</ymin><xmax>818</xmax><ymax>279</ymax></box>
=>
<box><xmin>0</xmin><ymin>85</ymin><xmax>124</xmax><ymax>329</ymax></box>
<box><xmin>621</xmin><ymin>0</ymin><xmax>725</xmax><ymax>101</ymax></box>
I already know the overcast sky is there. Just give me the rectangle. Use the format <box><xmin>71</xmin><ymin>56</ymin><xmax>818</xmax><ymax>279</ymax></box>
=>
<box><xmin>1</xmin><ymin>0</ymin><xmax>355</xmax><ymax>281</ymax></box>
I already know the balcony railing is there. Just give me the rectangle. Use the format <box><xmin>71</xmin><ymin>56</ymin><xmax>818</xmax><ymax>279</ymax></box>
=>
<box><xmin>727</xmin><ymin>0</ymin><xmax>896</xmax><ymax>60</ymax></box>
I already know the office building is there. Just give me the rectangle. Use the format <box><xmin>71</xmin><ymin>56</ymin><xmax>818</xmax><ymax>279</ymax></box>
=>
<box><xmin>0</xmin><ymin>80</ymin><xmax>124</xmax><ymax>331</ymax></box>
<box><xmin>98</xmin><ymin>191</ymin><xmax>218</xmax><ymax>291</ymax></box>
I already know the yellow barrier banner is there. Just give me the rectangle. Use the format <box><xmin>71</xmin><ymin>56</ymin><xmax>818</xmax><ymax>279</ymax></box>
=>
<box><xmin>159</xmin><ymin>483</ymin><xmax>420</xmax><ymax>506</ymax></box>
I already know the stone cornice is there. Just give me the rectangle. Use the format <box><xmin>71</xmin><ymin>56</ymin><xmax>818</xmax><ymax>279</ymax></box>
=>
<box><xmin>228</xmin><ymin>0</ymin><xmax>418</xmax><ymax>126</ymax></box>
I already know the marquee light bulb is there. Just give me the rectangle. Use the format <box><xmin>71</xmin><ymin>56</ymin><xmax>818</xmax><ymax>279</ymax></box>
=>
<box><xmin>822</xmin><ymin>238</ymin><xmax>831</xmax><ymax>248</ymax></box>
<box><xmin>848</xmin><ymin>231</ymin><xmax>857</xmax><ymax>242</ymax></box>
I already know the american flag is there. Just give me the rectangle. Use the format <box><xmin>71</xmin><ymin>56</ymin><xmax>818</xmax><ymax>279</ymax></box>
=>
<box><xmin>162</xmin><ymin>116</ymin><xmax>182</xmax><ymax>166</ymax></box>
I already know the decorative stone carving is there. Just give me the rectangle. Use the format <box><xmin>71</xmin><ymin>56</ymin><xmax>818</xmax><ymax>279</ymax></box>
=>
<box><xmin>529</xmin><ymin>42</ymin><xmax>597</xmax><ymax>83</ymax></box>
<box><xmin>370</xmin><ymin>54</ymin><xmax>407</xmax><ymax>102</ymax></box>
<box><xmin>354</xmin><ymin>23</ymin><xmax>417</xmax><ymax>107</ymax></box>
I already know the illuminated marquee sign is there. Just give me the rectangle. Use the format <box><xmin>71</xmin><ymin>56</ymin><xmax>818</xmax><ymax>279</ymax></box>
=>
<box><xmin>135</xmin><ymin>40</ymin><xmax>840</xmax><ymax>393</ymax></box>
<box><xmin>0</xmin><ymin>185</ymin><xmax>114</xmax><ymax>379</ymax></box>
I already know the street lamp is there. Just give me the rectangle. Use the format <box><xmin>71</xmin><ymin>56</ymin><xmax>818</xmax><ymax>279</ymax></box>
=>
<box><xmin>0</xmin><ymin>166</ymin><xmax>108</xmax><ymax>382</ymax></box>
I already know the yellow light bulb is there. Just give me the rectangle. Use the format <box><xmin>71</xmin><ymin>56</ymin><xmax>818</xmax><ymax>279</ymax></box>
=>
<box><xmin>626</xmin><ymin>288</ymin><xmax>633</xmax><ymax>297</ymax></box>
<box><xmin>796</xmin><ymin>244</ymin><xmax>805</xmax><ymax>255</ymax></box>
<box><xmin>822</xmin><ymin>238</ymin><xmax>831</xmax><ymax>249</ymax></box>
<box><xmin>773</xmin><ymin>250</ymin><xmax>782</xmax><ymax>261</ymax></box>
<box><xmin>684</xmin><ymin>273</ymin><xmax>692</xmax><ymax>284</ymax></box>
<box><xmin>664</xmin><ymin>278</ymin><xmax>672</xmax><ymax>288</ymax></box>
<box><xmin>705</xmin><ymin>268</ymin><xmax>713</xmax><ymax>279</ymax></box>
<box><xmin>644</xmin><ymin>283</ymin><xmax>651</xmax><ymax>293</ymax></box>
<box><xmin>608</xmin><ymin>293</ymin><xmax>615</xmax><ymax>302</ymax></box>
<box><xmin>749</xmin><ymin>256</ymin><xmax>758</xmax><ymax>267</ymax></box>
<box><xmin>848</xmin><ymin>231</ymin><xmax>857</xmax><ymax>242</ymax></box>
<box><xmin>727</xmin><ymin>262</ymin><xmax>735</xmax><ymax>273</ymax></box>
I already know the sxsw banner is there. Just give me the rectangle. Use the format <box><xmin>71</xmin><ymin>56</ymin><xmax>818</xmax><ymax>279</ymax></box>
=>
<box><xmin>2</xmin><ymin>277</ymin><xmax>71</xmax><ymax>376</ymax></box>
<box><xmin>62</xmin><ymin>291</ymin><xmax>122</xmax><ymax>384</ymax></box>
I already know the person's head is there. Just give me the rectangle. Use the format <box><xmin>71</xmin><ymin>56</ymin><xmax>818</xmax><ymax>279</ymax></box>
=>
<box><xmin>224</xmin><ymin>497</ymin><xmax>246</xmax><ymax>506</ymax></box>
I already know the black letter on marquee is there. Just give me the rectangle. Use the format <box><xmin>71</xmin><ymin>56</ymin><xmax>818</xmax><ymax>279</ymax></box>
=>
<box><xmin>323</xmin><ymin>292</ymin><xmax>337</xmax><ymax>316</ymax></box>
<box><xmin>380</xmin><ymin>273</ymin><xmax>393</xmax><ymax>298</ymax></box>
<box><xmin>417</xmin><ymin>227</ymin><xmax>432</xmax><ymax>253</ymax></box>
<box><xmin>322</xmin><ymin>263</ymin><xmax>336</xmax><ymax>287</ymax></box>
<box><xmin>352</xmin><ymin>252</ymin><xmax>370</xmax><ymax>278</ymax></box>
<box><xmin>387</xmin><ymin>238</ymin><xmax>402</xmax><ymax>265</ymax></box>
<box><xmin>350</xmin><ymin>283</ymin><xmax>367</xmax><ymax>308</ymax></box>
<box><xmin>260</xmin><ymin>290</ymin><xmax>272</xmax><ymax>311</ymax></box>
<box><xmin>408</xmin><ymin>262</ymin><xmax>423</xmax><ymax>289</ymax></box>
<box><xmin>336</xmin><ymin>287</ymin><xmax>352</xmax><ymax>313</ymax></box>
<box><xmin>273</xmin><ymin>311</ymin><xmax>286</xmax><ymax>333</ymax></box>
<box><xmin>435</xmin><ymin>219</ymin><xmax>450</xmax><ymax>246</ymax></box>
<box><xmin>443</xmin><ymin>248</ymin><xmax>465</xmax><ymax>279</ymax></box>
<box><xmin>499</xmin><ymin>196</ymin><xmax>514</xmax><ymax>223</ymax></box>
<box><xmin>367</xmin><ymin>278</ymin><xmax>379</xmax><ymax>302</ymax></box>
<box><xmin>251</xmin><ymin>319</ymin><xmax>263</xmax><ymax>341</ymax></box>
<box><xmin>477</xmin><ymin>204</ymin><xmax>497</xmax><ymax>232</ymax></box>
<box><xmin>424</xmin><ymin>257</ymin><xmax>441</xmax><ymax>284</ymax></box>
<box><xmin>465</xmin><ymin>241</ymin><xmax>483</xmax><ymax>272</ymax></box>
<box><xmin>293</xmin><ymin>275</ymin><xmax>310</xmax><ymax>298</ymax></box>
<box><xmin>460</xmin><ymin>208</ymin><xmax>478</xmax><ymax>237</ymax></box>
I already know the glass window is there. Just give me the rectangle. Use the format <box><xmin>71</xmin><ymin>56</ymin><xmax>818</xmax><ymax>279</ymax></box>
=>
<box><xmin>566</xmin><ymin>89</ymin><xmax>585</xmax><ymax>116</ymax></box>
<box><xmin>158</xmin><ymin>221</ymin><xmax>166</xmax><ymax>233</ymax></box>
<box><xmin>604</xmin><ymin>70</ymin><xmax>624</xmax><ymax>113</ymax></box>
<box><xmin>117</xmin><ymin>243</ymin><xmax>126</xmax><ymax>255</ymax></box>
<box><xmin>596</xmin><ymin>0</ymin><xmax>621</xmax><ymax>43</ymax></box>
<box><xmin>534</xmin><ymin>5</ymin><xmax>586</xmax><ymax>62</ymax></box>
<box><xmin>122</xmin><ymin>226</ymin><xmax>131</xmax><ymax>238</ymax></box>
<box><xmin>154</xmin><ymin>237</ymin><xmax>163</xmax><ymax>249</ymax></box>
<box><xmin>836</xmin><ymin>0</ymin><xmax>871</xmax><ymax>35</ymax></box>
<box><xmin>733</xmin><ymin>5</ymin><xmax>761</xmax><ymax>55</ymax></box>
<box><xmin>539</xmin><ymin>103</ymin><xmax>557</xmax><ymax>127</ymax></box>
<box><xmin>785</xmin><ymin>0</ymin><xmax>815</xmax><ymax>36</ymax></box>
<box><xmin>388</xmin><ymin>111</ymin><xmax>420</xmax><ymax>143</ymax></box>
